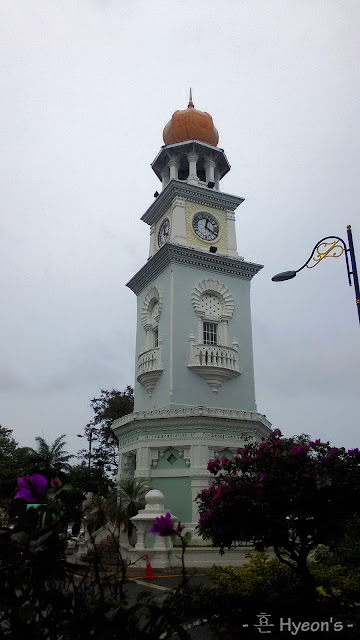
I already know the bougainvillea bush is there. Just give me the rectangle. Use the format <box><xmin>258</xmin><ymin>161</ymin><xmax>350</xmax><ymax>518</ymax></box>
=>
<box><xmin>197</xmin><ymin>430</ymin><xmax>360</xmax><ymax>593</ymax></box>
<box><xmin>1</xmin><ymin>475</ymin><xmax>192</xmax><ymax>639</ymax></box>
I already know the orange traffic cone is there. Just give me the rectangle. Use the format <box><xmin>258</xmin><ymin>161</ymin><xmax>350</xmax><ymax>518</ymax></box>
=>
<box><xmin>145</xmin><ymin>554</ymin><xmax>155</xmax><ymax>579</ymax></box>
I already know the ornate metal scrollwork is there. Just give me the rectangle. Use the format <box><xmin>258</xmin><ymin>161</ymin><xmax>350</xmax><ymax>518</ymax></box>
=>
<box><xmin>307</xmin><ymin>239</ymin><xmax>344</xmax><ymax>269</ymax></box>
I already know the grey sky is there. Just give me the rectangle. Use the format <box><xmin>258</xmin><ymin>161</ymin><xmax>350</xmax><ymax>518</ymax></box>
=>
<box><xmin>1</xmin><ymin>0</ymin><xmax>359</xmax><ymax>457</ymax></box>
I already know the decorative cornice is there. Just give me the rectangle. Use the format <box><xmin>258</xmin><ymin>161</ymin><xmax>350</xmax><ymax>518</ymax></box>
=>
<box><xmin>141</xmin><ymin>180</ymin><xmax>244</xmax><ymax>226</ymax></box>
<box><xmin>115</xmin><ymin>424</ymin><xmax>270</xmax><ymax>450</ymax></box>
<box><xmin>117</xmin><ymin>430</ymin><xmax>264</xmax><ymax>449</ymax></box>
<box><xmin>112</xmin><ymin>406</ymin><xmax>272</xmax><ymax>436</ymax></box>
<box><xmin>126</xmin><ymin>244</ymin><xmax>263</xmax><ymax>295</ymax></box>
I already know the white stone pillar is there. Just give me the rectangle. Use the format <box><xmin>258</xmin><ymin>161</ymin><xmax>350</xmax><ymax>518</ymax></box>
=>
<box><xmin>168</xmin><ymin>158</ymin><xmax>179</xmax><ymax>181</ymax></box>
<box><xmin>188</xmin><ymin>331</ymin><xmax>196</xmax><ymax>366</ymax></box>
<box><xmin>220</xmin><ymin>320</ymin><xmax>228</xmax><ymax>346</ymax></box>
<box><xmin>205</xmin><ymin>158</ymin><xmax>216</xmax><ymax>184</ymax></box>
<box><xmin>226</xmin><ymin>211</ymin><xmax>238</xmax><ymax>256</ymax></box>
<box><xmin>214</xmin><ymin>168</ymin><xmax>220</xmax><ymax>190</ymax></box>
<box><xmin>144</xmin><ymin>324</ymin><xmax>151</xmax><ymax>350</ymax></box>
<box><xmin>135</xmin><ymin>446</ymin><xmax>151</xmax><ymax>479</ymax></box>
<box><xmin>187</xmin><ymin>153</ymin><xmax>199</xmax><ymax>185</ymax></box>
<box><xmin>118</xmin><ymin>452</ymin><xmax>126</xmax><ymax>480</ymax></box>
<box><xmin>149</xmin><ymin>224</ymin><xmax>156</xmax><ymax>257</ymax></box>
<box><xmin>170</xmin><ymin>196</ymin><xmax>188</xmax><ymax>245</ymax></box>
<box><xmin>161</xmin><ymin>166</ymin><xmax>169</xmax><ymax>189</ymax></box>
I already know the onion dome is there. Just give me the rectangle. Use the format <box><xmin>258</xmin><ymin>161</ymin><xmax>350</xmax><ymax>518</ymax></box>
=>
<box><xmin>163</xmin><ymin>89</ymin><xmax>219</xmax><ymax>147</ymax></box>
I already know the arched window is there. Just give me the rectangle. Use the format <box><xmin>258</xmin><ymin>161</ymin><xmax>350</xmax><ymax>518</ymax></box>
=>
<box><xmin>192</xmin><ymin>279</ymin><xmax>234</xmax><ymax>346</ymax></box>
<box><xmin>141</xmin><ymin>287</ymin><xmax>163</xmax><ymax>350</ymax></box>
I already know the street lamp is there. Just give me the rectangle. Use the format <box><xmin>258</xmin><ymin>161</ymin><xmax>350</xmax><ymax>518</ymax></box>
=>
<box><xmin>77</xmin><ymin>428</ymin><xmax>96</xmax><ymax>473</ymax></box>
<box><xmin>272</xmin><ymin>225</ymin><xmax>360</xmax><ymax>325</ymax></box>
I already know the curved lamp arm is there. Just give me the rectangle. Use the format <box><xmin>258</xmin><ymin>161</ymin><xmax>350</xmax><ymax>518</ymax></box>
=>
<box><xmin>272</xmin><ymin>226</ymin><xmax>360</xmax><ymax>325</ymax></box>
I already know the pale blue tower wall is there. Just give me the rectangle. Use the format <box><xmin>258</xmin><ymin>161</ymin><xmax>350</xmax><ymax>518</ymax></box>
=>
<box><xmin>150</xmin><ymin>477</ymin><xmax>192</xmax><ymax>523</ymax></box>
<box><xmin>133</xmin><ymin>260</ymin><xmax>257</xmax><ymax>413</ymax></box>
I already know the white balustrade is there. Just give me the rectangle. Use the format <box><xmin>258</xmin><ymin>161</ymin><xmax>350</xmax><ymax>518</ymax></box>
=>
<box><xmin>189</xmin><ymin>343</ymin><xmax>239</xmax><ymax>372</ymax></box>
<box><xmin>138</xmin><ymin>347</ymin><xmax>162</xmax><ymax>376</ymax></box>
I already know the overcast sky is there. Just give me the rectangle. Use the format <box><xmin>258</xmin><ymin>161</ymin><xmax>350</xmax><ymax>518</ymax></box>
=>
<box><xmin>1</xmin><ymin>0</ymin><xmax>359</xmax><ymax>458</ymax></box>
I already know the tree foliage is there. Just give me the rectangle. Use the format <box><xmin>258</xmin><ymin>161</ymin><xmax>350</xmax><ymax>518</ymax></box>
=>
<box><xmin>197</xmin><ymin>430</ymin><xmax>360</xmax><ymax>592</ymax></box>
<box><xmin>65</xmin><ymin>463</ymin><xmax>114</xmax><ymax>496</ymax></box>
<box><xmin>30</xmin><ymin>434</ymin><xmax>73</xmax><ymax>475</ymax></box>
<box><xmin>1</xmin><ymin>473</ymin><xmax>189</xmax><ymax>640</ymax></box>
<box><xmin>84</xmin><ymin>478</ymin><xmax>148</xmax><ymax>540</ymax></box>
<box><xmin>80</xmin><ymin>387</ymin><xmax>134</xmax><ymax>475</ymax></box>
<box><xmin>0</xmin><ymin>427</ymin><xmax>35</xmax><ymax>503</ymax></box>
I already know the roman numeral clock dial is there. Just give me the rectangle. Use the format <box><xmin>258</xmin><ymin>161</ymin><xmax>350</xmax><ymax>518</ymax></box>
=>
<box><xmin>192</xmin><ymin>213</ymin><xmax>219</xmax><ymax>241</ymax></box>
<box><xmin>158</xmin><ymin>218</ymin><xmax>170</xmax><ymax>247</ymax></box>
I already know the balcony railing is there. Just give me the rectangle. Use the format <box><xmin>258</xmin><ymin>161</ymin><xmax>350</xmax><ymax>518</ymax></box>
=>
<box><xmin>137</xmin><ymin>346</ymin><xmax>163</xmax><ymax>397</ymax></box>
<box><xmin>188</xmin><ymin>340</ymin><xmax>240</xmax><ymax>392</ymax></box>
<box><xmin>189</xmin><ymin>344</ymin><xmax>239</xmax><ymax>371</ymax></box>
<box><xmin>138</xmin><ymin>347</ymin><xmax>162</xmax><ymax>375</ymax></box>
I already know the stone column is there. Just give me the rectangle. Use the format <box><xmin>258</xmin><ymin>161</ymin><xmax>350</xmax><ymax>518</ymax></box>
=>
<box><xmin>220</xmin><ymin>320</ymin><xmax>228</xmax><ymax>346</ymax></box>
<box><xmin>149</xmin><ymin>224</ymin><xmax>156</xmax><ymax>257</ymax></box>
<box><xmin>205</xmin><ymin>158</ymin><xmax>216</xmax><ymax>184</ymax></box>
<box><xmin>187</xmin><ymin>153</ymin><xmax>199</xmax><ymax>185</ymax></box>
<box><xmin>135</xmin><ymin>446</ymin><xmax>151</xmax><ymax>480</ymax></box>
<box><xmin>170</xmin><ymin>196</ymin><xmax>187</xmax><ymax>245</ymax></box>
<box><xmin>226</xmin><ymin>211</ymin><xmax>238</xmax><ymax>256</ymax></box>
<box><xmin>168</xmin><ymin>158</ymin><xmax>179</xmax><ymax>181</ymax></box>
<box><xmin>161</xmin><ymin>166</ymin><xmax>169</xmax><ymax>189</ymax></box>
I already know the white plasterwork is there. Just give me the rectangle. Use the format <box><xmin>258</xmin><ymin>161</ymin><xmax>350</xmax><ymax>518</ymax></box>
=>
<box><xmin>141</xmin><ymin>286</ymin><xmax>163</xmax><ymax>329</ymax></box>
<box><xmin>116</xmin><ymin>428</ymin><xmax>266</xmax><ymax>452</ymax></box>
<box><xmin>192</xmin><ymin>279</ymin><xmax>234</xmax><ymax>319</ymax></box>
<box><xmin>112</xmin><ymin>406</ymin><xmax>271</xmax><ymax>430</ymax></box>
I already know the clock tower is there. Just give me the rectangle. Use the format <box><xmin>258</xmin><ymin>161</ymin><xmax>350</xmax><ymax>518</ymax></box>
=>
<box><xmin>112</xmin><ymin>92</ymin><xmax>271</xmax><ymax>537</ymax></box>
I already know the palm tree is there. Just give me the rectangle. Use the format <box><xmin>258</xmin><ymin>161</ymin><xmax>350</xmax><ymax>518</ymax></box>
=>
<box><xmin>118</xmin><ymin>477</ymin><xmax>147</xmax><ymax>519</ymax></box>
<box><xmin>31</xmin><ymin>434</ymin><xmax>73</xmax><ymax>474</ymax></box>
<box><xmin>118</xmin><ymin>477</ymin><xmax>148</xmax><ymax>544</ymax></box>
<box><xmin>84</xmin><ymin>478</ymin><xmax>148</xmax><ymax>541</ymax></box>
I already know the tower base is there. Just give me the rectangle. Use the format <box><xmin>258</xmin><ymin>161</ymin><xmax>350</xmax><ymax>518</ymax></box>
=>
<box><xmin>112</xmin><ymin>406</ymin><xmax>271</xmax><ymax>534</ymax></box>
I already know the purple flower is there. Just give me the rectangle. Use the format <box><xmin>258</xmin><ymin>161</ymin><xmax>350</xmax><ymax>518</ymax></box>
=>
<box><xmin>15</xmin><ymin>474</ymin><xmax>48</xmax><ymax>503</ymax></box>
<box><xmin>149</xmin><ymin>512</ymin><xmax>184</xmax><ymax>537</ymax></box>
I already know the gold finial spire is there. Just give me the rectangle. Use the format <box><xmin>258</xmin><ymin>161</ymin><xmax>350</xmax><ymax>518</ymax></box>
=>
<box><xmin>188</xmin><ymin>87</ymin><xmax>194</xmax><ymax>109</ymax></box>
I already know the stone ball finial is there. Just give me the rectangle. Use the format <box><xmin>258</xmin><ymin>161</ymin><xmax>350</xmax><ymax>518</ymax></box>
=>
<box><xmin>144</xmin><ymin>489</ymin><xmax>165</xmax><ymax>511</ymax></box>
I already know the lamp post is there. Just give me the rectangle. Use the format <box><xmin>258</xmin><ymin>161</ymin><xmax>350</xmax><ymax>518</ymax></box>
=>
<box><xmin>272</xmin><ymin>225</ymin><xmax>360</xmax><ymax>325</ymax></box>
<box><xmin>77</xmin><ymin>428</ymin><xmax>96</xmax><ymax>473</ymax></box>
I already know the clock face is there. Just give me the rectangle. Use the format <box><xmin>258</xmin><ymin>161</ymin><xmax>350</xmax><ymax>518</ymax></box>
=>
<box><xmin>158</xmin><ymin>218</ymin><xmax>170</xmax><ymax>247</ymax></box>
<box><xmin>192</xmin><ymin>213</ymin><xmax>219</xmax><ymax>241</ymax></box>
